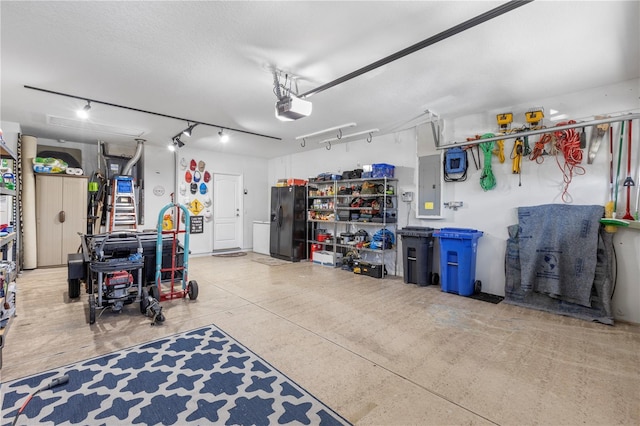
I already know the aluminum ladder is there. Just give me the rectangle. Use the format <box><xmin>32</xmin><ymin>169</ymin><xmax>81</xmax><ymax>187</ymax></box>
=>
<box><xmin>108</xmin><ymin>176</ymin><xmax>138</xmax><ymax>232</ymax></box>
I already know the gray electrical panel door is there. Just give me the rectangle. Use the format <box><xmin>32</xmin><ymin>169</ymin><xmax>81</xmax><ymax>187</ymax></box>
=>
<box><xmin>417</xmin><ymin>153</ymin><xmax>443</xmax><ymax>218</ymax></box>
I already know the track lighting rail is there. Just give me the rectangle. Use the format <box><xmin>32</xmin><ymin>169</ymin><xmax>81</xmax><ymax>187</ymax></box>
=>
<box><xmin>437</xmin><ymin>113</ymin><xmax>640</xmax><ymax>150</ymax></box>
<box><xmin>24</xmin><ymin>85</ymin><xmax>281</xmax><ymax>141</ymax></box>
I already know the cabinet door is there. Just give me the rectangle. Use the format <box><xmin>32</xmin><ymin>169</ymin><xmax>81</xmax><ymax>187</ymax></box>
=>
<box><xmin>36</xmin><ymin>175</ymin><xmax>64</xmax><ymax>266</ymax></box>
<box><xmin>61</xmin><ymin>177</ymin><xmax>87</xmax><ymax>262</ymax></box>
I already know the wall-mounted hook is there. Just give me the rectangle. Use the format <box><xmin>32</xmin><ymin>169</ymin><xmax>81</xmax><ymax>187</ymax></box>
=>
<box><xmin>366</xmin><ymin>132</ymin><xmax>373</xmax><ymax>143</ymax></box>
<box><xmin>326</xmin><ymin>141</ymin><xmax>332</xmax><ymax>150</ymax></box>
<box><xmin>300</xmin><ymin>138</ymin><xmax>306</xmax><ymax>148</ymax></box>
<box><xmin>336</xmin><ymin>129</ymin><xmax>343</xmax><ymax>140</ymax></box>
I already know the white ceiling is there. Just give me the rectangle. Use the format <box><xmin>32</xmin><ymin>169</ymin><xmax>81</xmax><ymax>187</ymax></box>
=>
<box><xmin>1</xmin><ymin>1</ymin><xmax>638</xmax><ymax>158</ymax></box>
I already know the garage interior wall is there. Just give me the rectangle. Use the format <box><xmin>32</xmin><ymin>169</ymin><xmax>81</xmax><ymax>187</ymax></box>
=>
<box><xmin>267</xmin><ymin>78</ymin><xmax>640</xmax><ymax>324</ymax></box>
<box><xmin>2</xmin><ymin>79</ymin><xmax>638</xmax><ymax>324</ymax></box>
<box><xmin>160</xmin><ymin>147</ymin><xmax>268</xmax><ymax>255</ymax></box>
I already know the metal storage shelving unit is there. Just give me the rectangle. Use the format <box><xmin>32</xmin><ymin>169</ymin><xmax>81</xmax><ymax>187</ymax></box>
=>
<box><xmin>0</xmin><ymin>138</ymin><xmax>19</xmax><ymax>369</ymax></box>
<box><xmin>307</xmin><ymin>177</ymin><xmax>398</xmax><ymax>276</ymax></box>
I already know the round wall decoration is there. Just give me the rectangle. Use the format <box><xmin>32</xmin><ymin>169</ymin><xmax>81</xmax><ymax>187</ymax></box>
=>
<box><xmin>153</xmin><ymin>185</ymin><xmax>165</xmax><ymax>196</ymax></box>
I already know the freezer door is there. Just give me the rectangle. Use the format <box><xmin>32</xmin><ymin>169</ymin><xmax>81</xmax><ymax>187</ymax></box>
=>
<box><xmin>269</xmin><ymin>187</ymin><xmax>280</xmax><ymax>256</ymax></box>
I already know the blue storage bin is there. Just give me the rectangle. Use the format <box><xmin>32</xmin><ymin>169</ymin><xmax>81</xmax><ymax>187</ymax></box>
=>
<box><xmin>433</xmin><ymin>228</ymin><xmax>483</xmax><ymax>296</ymax></box>
<box><xmin>372</xmin><ymin>163</ymin><xmax>395</xmax><ymax>178</ymax></box>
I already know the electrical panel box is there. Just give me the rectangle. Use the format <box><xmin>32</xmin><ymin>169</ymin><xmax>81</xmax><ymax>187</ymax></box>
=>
<box><xmin>417</xmin><ymin>153</ymin><xmax>443</xmax><ymax>219</ymax></box>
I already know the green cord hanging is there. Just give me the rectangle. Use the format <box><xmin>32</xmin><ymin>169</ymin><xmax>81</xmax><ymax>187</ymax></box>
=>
<box><xmin>523</xmin><ymin>136</ymin><xmax>531</xmax><ymax>156</ymax></box>
<box><xmin>480</xmin><ymin>133</ymin><xmax>497</xmax><ymax>191</ymax></box>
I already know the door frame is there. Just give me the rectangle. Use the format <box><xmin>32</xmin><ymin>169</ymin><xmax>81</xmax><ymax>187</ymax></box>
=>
<box><xmin>212</xmin><ymin>173</ymin><xmax>244</xmax><ymax>252</ymax></box>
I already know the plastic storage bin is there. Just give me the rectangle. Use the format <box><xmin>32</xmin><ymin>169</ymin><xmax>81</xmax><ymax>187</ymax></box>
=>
<box><xmin>398</xmin><ymin>227</ymin><xmax>435</xmax><ymax>286</ymax></box>
<box><xmin>372</xmin><ymin>163</ymin><xmax>395</xmax><ymax>178</ymax></box>
<box><xmin>433</xmin><ymin>228</ymin><xmax>483</xmax><ymax>296</ymax></box>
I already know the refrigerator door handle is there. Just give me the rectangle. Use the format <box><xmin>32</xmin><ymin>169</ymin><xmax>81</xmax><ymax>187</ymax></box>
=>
<box><xmin>278</xmin><ymin>206</ymin><xmax>283</xmax><ymax>227</ymax></box>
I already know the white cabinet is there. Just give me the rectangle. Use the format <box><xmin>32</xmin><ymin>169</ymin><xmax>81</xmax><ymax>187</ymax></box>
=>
<box><xmin>36</xmin><ymin>174</ymin><xmax>88</xmax><ymax>267</ymax></box>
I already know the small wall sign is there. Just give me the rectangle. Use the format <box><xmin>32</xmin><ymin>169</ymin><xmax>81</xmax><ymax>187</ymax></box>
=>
<box><xmin>190</xmin><ymin>215</ymin><xmax>204</xmax><ymax>234</ymax></box>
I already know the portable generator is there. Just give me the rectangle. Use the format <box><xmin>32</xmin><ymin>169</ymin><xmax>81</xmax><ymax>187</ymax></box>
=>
<box><xmin>104</xmin><ymin>271</ymin><xmax>134</xmax><ymax>311</ymax></box>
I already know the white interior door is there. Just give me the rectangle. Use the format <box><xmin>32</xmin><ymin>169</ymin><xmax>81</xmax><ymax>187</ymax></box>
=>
<box><xmin>213</xmin><ymin>174</ymin><xmax>243</xmax><ymax>251</ymax></box>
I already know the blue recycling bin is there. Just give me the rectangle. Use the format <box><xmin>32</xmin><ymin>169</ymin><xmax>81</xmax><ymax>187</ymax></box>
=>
<box><xmin>433</xmin><ymin>228</ymin><xmax>483</xmax><ymax>296</ymax></box>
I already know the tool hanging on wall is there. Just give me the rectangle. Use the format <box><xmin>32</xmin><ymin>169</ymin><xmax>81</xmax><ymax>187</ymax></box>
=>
<box><xmin>529</xmin><ymin>133</ymin><xmax>552</xmax><ymax>163</ymax></box>
<box><xmin>587</xmin><ymin>116</ymin><xmax>610</xmax><ymax>164</ymax></box>
<box><xmin>443</xmin><ymin>147</ymin><xmax>468</xmax><ymax>182</ymax></box>
<box><xmin>604</xmin><ymin>126</ymin><xmax>616</xmax><ymax>232</ymax></box>
<box><xmin>479</xmin><ymin>134</ymin><xmax>497</xmax><ymax>191</ymax></box>
<box><xmin>613</xmin><ymin>121</ymin><xmax>625</xmax><ymax>215</ymax></box>
<box><xmin>493</xmin><ymin>139</ymin><xmax>506</xmax><ymax>163</ymax></box>
<box><xmin>497</xmin><ymin>113</ymin><xmax>513</xmax><ymax>132</ymax></box>
<box><xmin>635</xmin><ymin>142</ymin><xmax>640</xmax><ymax>220</ymax></box>
<box><xmin>522</xmin><ymin>136</ymin><xmax>531</xmax><ymax>156</ymax></box>
<box><xmin>464</xmin><ymin>139</ymin><xmax>481</xmax><ymax>171</ymax></box>
<box><xmin>622</xmin><ymin>119</ymin><xmax>635</xmax><ymax>220</ymax></box>
<box><xmin>554</xmin><ymin>120</ymin><xmax>584</xmax><ymax>203</ymax></box>
<box><xmin>511</xmin><ymin>138</ymin><xmax>524</xmax><ymax>186</ymax></box>
<box><xmin>525</xmin><ymin>108</ymin><xmax>544</xmax><ymax>129</ymax></box>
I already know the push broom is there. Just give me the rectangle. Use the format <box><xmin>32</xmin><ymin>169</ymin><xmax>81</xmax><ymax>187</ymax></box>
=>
<box><xmin>613</xmin><ymin>121</ymin><xmax>625</xmax><ymax>218</ymax></box>
<box><xmin>622</xmin><ymin>119</ymin><xmax>635</xmax><ymax>219</ymax></box>
<box><xmin>600</xmin><ymin>121</ymin><xmax>626</xmax><ymax>233</ymax></box>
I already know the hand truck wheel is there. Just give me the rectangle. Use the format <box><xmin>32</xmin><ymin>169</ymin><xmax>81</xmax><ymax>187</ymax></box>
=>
<box><xmin>150</xmin><ymin>284</ymin><xmax>161</xmax><ymax>302</ymax></box>
<box><xmin>187</xmin><ymin>280</ymin><xmax>199</xmax><ymax>300</ymax></box>
<box><xmin>89</xmin><ymin>295</ymin><xmax>96</xmax><ymax>325</ymax></box>
<box><xmin>140</xmin><ymin>288</ymin><xmax>150</xmax><ymax>314</ymax></box>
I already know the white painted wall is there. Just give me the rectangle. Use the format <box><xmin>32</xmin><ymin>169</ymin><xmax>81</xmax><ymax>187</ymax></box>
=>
<box><xmin>6</xmin><ymin>135</ymin><xmax>268</xmax><ymax>257</ymax></box>
<box><xmin>0</xmin><ymin>121</ymin><xmax>21</xmax><ymax>153</ymax></box>
<box><xmin>166</xmin><ymin>147</ymin><xmax>269</xmax><ymax>255</ymax></box>
<box><xmin>142</xmin><ymin>143</ymin><xmax>176</xmax><ymax>231</ymax></box>
<box><xmin>268</xmin><ymin>79</ymin><xmax>640</xmax><ymax>324</ymax></box>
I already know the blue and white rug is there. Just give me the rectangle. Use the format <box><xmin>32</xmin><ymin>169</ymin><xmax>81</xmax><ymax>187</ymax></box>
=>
<box><xmin>1</xmin><ymin>325</ymin><xmax>350</xmax><ymax>425</ymax></box>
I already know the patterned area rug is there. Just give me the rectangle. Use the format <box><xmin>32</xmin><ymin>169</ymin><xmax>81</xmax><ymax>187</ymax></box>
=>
<box><xmin>1</xmin><ymin>326</ymin><xmax>349</xmax><ymax>426</ymax></box>
<box><xmin>251</xmin><ymin>257</ymin><xmax>291</xmax><ymax>266</ymax></box>
<box><xmin>212</xmin><ymin>251</ymin><xmax>247</xmax><ymax>257</ymax></box>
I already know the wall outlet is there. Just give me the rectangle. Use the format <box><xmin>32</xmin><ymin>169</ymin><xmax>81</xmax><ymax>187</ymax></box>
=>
<box><xmin>401</xmin><ymin>191</ymin><xmax>414</xmax><ymax>202</ymax></box>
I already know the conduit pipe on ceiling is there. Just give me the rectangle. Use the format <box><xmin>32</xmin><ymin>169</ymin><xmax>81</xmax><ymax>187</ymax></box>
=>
<box><xmin>299</xmin><ymin>0</ymin><xmax>534</xmax><ymax>99</ymax></box>
<box><xmin>123</xmin><ymin>138</ymin><xmax>145</xmax><ymax>176</ymax></box>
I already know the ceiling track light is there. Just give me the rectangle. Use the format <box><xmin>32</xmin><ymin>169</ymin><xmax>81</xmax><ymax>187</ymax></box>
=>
<box><xmin>296</xmin><ymin>123</ymin><xmax>357</xmax><ymax>147</ymax></box>
<box><xmin>319</xmin><ymin>128</ymin><xmax>379</xmax><ymax>150</ymax></box>
<box><xmin>218</xmin><ymin>129</ymin><xmax>229</xmax><ymax>143</ymax></box>
<box><xmin>24</xmin><ymin>85</ymin><xmax>281</xmax><ymax>141</ymax></box>
<box><xmin>169</xmin><ymin>134</ymin><xmax>185</xmax><ymax>151</ymax></box>
<box><xmin>76</xmin><ymin>100</ymin><xmax>91</xmax><ymax>119</ymax></box>
<box><xmin>182</xmin><ymin>122</ymin><xmax>198</xmax><ymax>137</ymax></box>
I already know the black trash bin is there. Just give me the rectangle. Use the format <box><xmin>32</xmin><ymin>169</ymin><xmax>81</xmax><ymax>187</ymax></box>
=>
<box><xmin>398</xmin><ymin>226</ymin><xmax>436</xmax><ymax>286</ymax></box>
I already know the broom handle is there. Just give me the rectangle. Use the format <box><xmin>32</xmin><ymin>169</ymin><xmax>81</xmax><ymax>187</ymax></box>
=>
<box><xmin>624</xmin><ymin>120</ymin><xmax>633</xmax><ymax>218</ymax></box>
<box><xmin>610</xmin><ymin>127</ymin><xmax>614</xmax><ymax>200</ymax></box>
<box><xmin>627</xmin><ymin>120</ymin><xmax>632</xmax><ymax>175</ymax></box>
<box><xmin>614</xmin><ymin>121</ymin><xmax>625</xmax><ymax>212</ymax></box>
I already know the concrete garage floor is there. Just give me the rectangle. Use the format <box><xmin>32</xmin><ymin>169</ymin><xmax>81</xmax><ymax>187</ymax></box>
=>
<box><xmin>2</xmin><ymin>252</ymin><xmax>639</xmax><ymax>425</ymax></box>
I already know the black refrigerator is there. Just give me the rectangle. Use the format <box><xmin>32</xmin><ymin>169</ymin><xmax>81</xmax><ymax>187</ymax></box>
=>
<box><xmin>270</xmin><ymin>186</ymin><xmax>307</xmax><ymax>262</ymax></box>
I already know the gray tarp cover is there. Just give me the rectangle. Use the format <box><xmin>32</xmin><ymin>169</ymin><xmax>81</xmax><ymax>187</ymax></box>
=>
<box><xmin>505</xmin><ymin>204</ymin><xmax>613</xmax><ymax>325</ymax></box>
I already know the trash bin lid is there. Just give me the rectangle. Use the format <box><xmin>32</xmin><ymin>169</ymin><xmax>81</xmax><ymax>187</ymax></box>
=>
<box><xmin>397</xmin><ymin>226</ymin><xmax>434</xmax><ymax>237</ymax></box>
<box><xmin>433</xmin><ymin>228</ymin><xmax>483</xmax><ymax>239</ymax></box>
